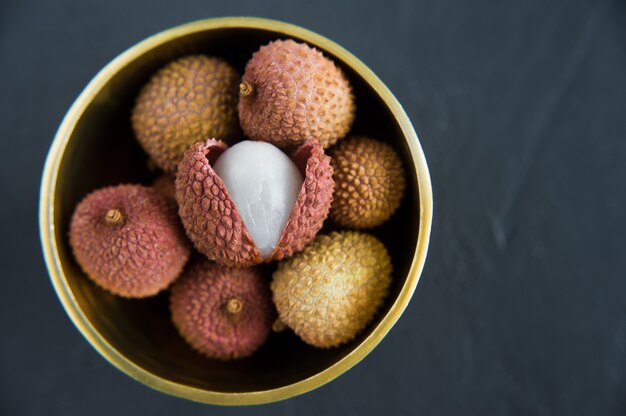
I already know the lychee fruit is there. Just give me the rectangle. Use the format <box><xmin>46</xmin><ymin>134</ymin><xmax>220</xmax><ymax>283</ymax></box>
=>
<box><xmin>329</xmin><ymin>136</ymin><xmax>406</xmax><ymax>228</ymax></box>
<box><xmin>238</xmin><ymin>39</ymin><xmax>355</xmax><ymax>149</ymax></box>
<box><xmin>69</xmin><ymin>184</ymin><xmax>190</xmax><ymax>298</ymax></box>
<box><xmin>175</xmin><ymin>138</ymin><xmax>334</xmax><ymax>268</ymax></box>
<box><xmin>271</xmin><ymin>231</ymin><xmax>392</xmax><ymax>348</ymax></box>
<box><xmin>170</xmin><ymin>258</ymin><xmax>274</xmax><ymax>360</ymax></box>
<box><xmin>212</xmin><ymin>140</ymin><xmax>303</xmax><ymax>258</ymax></box>
<box><xmin>132</xmin><ymin>55</ymin><xmax>240</xmax><ymax>173</ymax></box>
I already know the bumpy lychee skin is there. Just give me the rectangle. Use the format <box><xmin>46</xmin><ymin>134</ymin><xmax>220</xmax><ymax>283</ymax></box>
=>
<box><xmin>330</xmin><ymin>136</ymin><xmax>406</xmax><ymax>228</ymax></box>
<box><xmin>170</xmin><ymin>259</ymin><xmax>274</xmax><ymax>360</ymax></box>
<box><xmin>272</xmin><ymin>231</ymin><xmax>392</xmax><ymax>348</ymax></box>
<box><xmin>132</xmin><ymin>55</ymin><xmax>240</xmax><ymax>173</ymax></box>
<box><xmin>69</xmin><ymin>185</ymin><xmax>190</xmax><ymax>298</ymax></box>
<box><xmin>175</xmin><ymin>138</ymin><xmax>334</xmax><ymax>268</ymax></box>
<box><xmin>238</xmin><ymin>39</ymin><xmax>355</xmax><ymax>149</ymax></box>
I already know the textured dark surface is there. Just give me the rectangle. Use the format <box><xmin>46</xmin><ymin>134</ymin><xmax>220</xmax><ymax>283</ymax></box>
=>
<box><xmin>1</xmin><ymin>0</ymin><xmax>625</xmax><ymax>415</ymax></box>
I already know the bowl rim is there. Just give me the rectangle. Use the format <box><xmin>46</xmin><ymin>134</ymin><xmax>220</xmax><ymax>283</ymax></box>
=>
<box><xmin>39</xmin><ymin>16</ymin><xmax>433</xmax><ymax>406</ymax></box>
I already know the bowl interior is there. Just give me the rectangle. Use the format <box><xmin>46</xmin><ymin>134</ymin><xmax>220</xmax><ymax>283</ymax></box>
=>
<box><xmin>50</xmin><ymin>24</ymin><xmax>421</xmax><ymax>394</ymax></box>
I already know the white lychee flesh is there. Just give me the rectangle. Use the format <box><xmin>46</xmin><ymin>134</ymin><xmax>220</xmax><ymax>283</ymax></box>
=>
<box><xmin>213</xmin><ymin>140</ymin><xmax>304</xmax><ymax>258</ymax></box>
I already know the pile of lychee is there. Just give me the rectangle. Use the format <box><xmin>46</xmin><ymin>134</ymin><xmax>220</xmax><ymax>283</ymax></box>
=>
<box><xmin>69</xmin><ymin>39</ymin><xmax>406</xmax><ymax>360</ymax></box>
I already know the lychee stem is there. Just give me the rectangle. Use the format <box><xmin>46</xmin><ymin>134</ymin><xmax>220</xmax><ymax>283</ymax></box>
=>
<box><xmin>104</xmin><ymin>209</ymin><xmax>124</xmax><ymax>226</ymax></box>
<box><xmin>226</xmin><ymin>298</ymin><xmax>243</xmax><ymax>315</ymax></box>
<box><xmin>239</xmin><ymin>81</ymin><xmax>254</xmax><ymax>97</ymax></box>
<box><xmin>272</xmin><ymin>318</ymin><xmax>287</xmax><ymax>332</ymax></box>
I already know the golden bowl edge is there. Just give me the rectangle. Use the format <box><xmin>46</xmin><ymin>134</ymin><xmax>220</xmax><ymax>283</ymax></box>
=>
<box><xmin>39</xmin><ymin>16</ymin><xmax>433</xmax><ymax>406</ymax></box>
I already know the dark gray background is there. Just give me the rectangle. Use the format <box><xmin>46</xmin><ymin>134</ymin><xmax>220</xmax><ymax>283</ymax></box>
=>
<box><xmin>2</xmin><ymin>0</ymin><xmax>625</xmax><ymax>414</ymax></box>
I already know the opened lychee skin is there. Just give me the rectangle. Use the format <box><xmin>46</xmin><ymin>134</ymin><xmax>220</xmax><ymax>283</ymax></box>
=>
<box><xmin>132</xmin><ymin>55</ymin><xmax>240</xmax><ymax>173</ymax></box>
<box><xmin>170</xmin><ymin>259</ymin><xmax>274</xmax><ymax>360</ymax></box>
<box><xmin>330</xmin><ymin>136</ymin><xmax>406</xmax><ymax>228</ymax></box>
<box><xmin>175</xmin><ymin>138</ymin><xmax>334</xmax><ymax>268</ymax></box>
<box><xmin>238</xmin><ymin>39</ymin><xmax>355</xmax><ymax>149</ymax></box>
<box><xmin>273</xmin><ymin>140</ymin><xmax>334</xmax><ymax>260</ymax></box>
<box><xmin>69</xmin><ymin>185</ymin><xmax>190</xmax><ymax>298</ymax></box>
<box><xmin>272</xmin><ymin>231</ymin><xmax>392</xmax><ymax>348</ymax></box>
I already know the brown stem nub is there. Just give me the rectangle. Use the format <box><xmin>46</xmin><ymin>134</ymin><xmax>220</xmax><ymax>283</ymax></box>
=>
<box><xmin>239</xmin><ymin>81</ymin><xmax>254</xmax><ymax>97</ymax></box>
<box><xmin>104</xmin><ymin>209</ymin><xmax>124</xmax><ymax>226</ymax></box>
<box><xmin>226</xmin><ymin>298</ymin><xmax>243</xmax><ymax>315</ymax></box>
<box><xmin>272</xmin><ymin>318</ymin><xmax>287</xmax><ymax>332</ymax></box>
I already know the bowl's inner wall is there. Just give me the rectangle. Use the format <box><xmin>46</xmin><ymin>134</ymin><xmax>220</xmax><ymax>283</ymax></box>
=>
<box><xmin>53</xmin><ymin>27</ymin><xmax>420</xmax><ymax>392</ymax></box>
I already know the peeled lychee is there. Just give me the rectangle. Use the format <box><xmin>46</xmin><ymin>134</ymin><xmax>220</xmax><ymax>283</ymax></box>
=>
<box><xmin>212</xmin><ymin>141</ymin><xmax>304</xmax><ymax>258</ymax></box>
<box><xmin>69</xmin><ymin>184</ymin><xmax>190</xmax><ymax>298</ymax></box>
<box><xmin>238</xmin><ymin>39</ymin><xmax>355</xmax><ymax>149</ymax></box>
<box><xmin>175</xmin><ymin>138</ymin><xmax>334</xmax><ymax>268</ymax></box>
<box><xmin>272</xmin><ymin>231</ymin><xmax>392</xmax><ymax>348</ymax></box>
<box><xmin>330</xmin><ymin>136</ymin><xmax>406</xmax><ymax>228</ymax></box>
<box><xmin>132</xmin><ymin>55</ymin><xmax>240</xmax><ymax>173</ymax></box>
<box><xmin>170</xmin><ymin>258</ymin><xmax>274</xmax><ymax>360</ymax></box>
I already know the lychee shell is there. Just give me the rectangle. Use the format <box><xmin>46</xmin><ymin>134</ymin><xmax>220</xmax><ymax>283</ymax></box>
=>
<box><xmin>132</xmin><ymin>55</ymin><xmax>240</xmax><ymax>173</ymax></box>
<box><xmin>175</xmin><ymin>138</ymin><xmax>334</xmax><ymax>268</ymax></box>
<box><xmin>170</xmin><ymin>259</ymin><xmax>274</xmax><ymax>360</ymax></box>
<box><xmin>271</xmin><ymin>231</ymin><xmax>392</xmax><ymax>348</ymax></box>
<box><xmin>330</xmin><ymin>136</ymin><xmax>406</xmax><ymax>228</ymax></box>
<box><xmin>238</xmin><ymin>39</ymin><xmax>355</xmax><ymax>149</ymax></box>
<box><xmin>69</xmin><ymin>184</ymin><xmax>190</xmax><ymax>298</ymax></box>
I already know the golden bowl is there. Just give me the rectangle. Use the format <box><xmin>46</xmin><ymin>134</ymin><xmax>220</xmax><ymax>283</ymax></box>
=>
<box><xmin>39</xmin><ymin>17</ymin><xmax>433</xmax><ymax>405</ymax></box>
